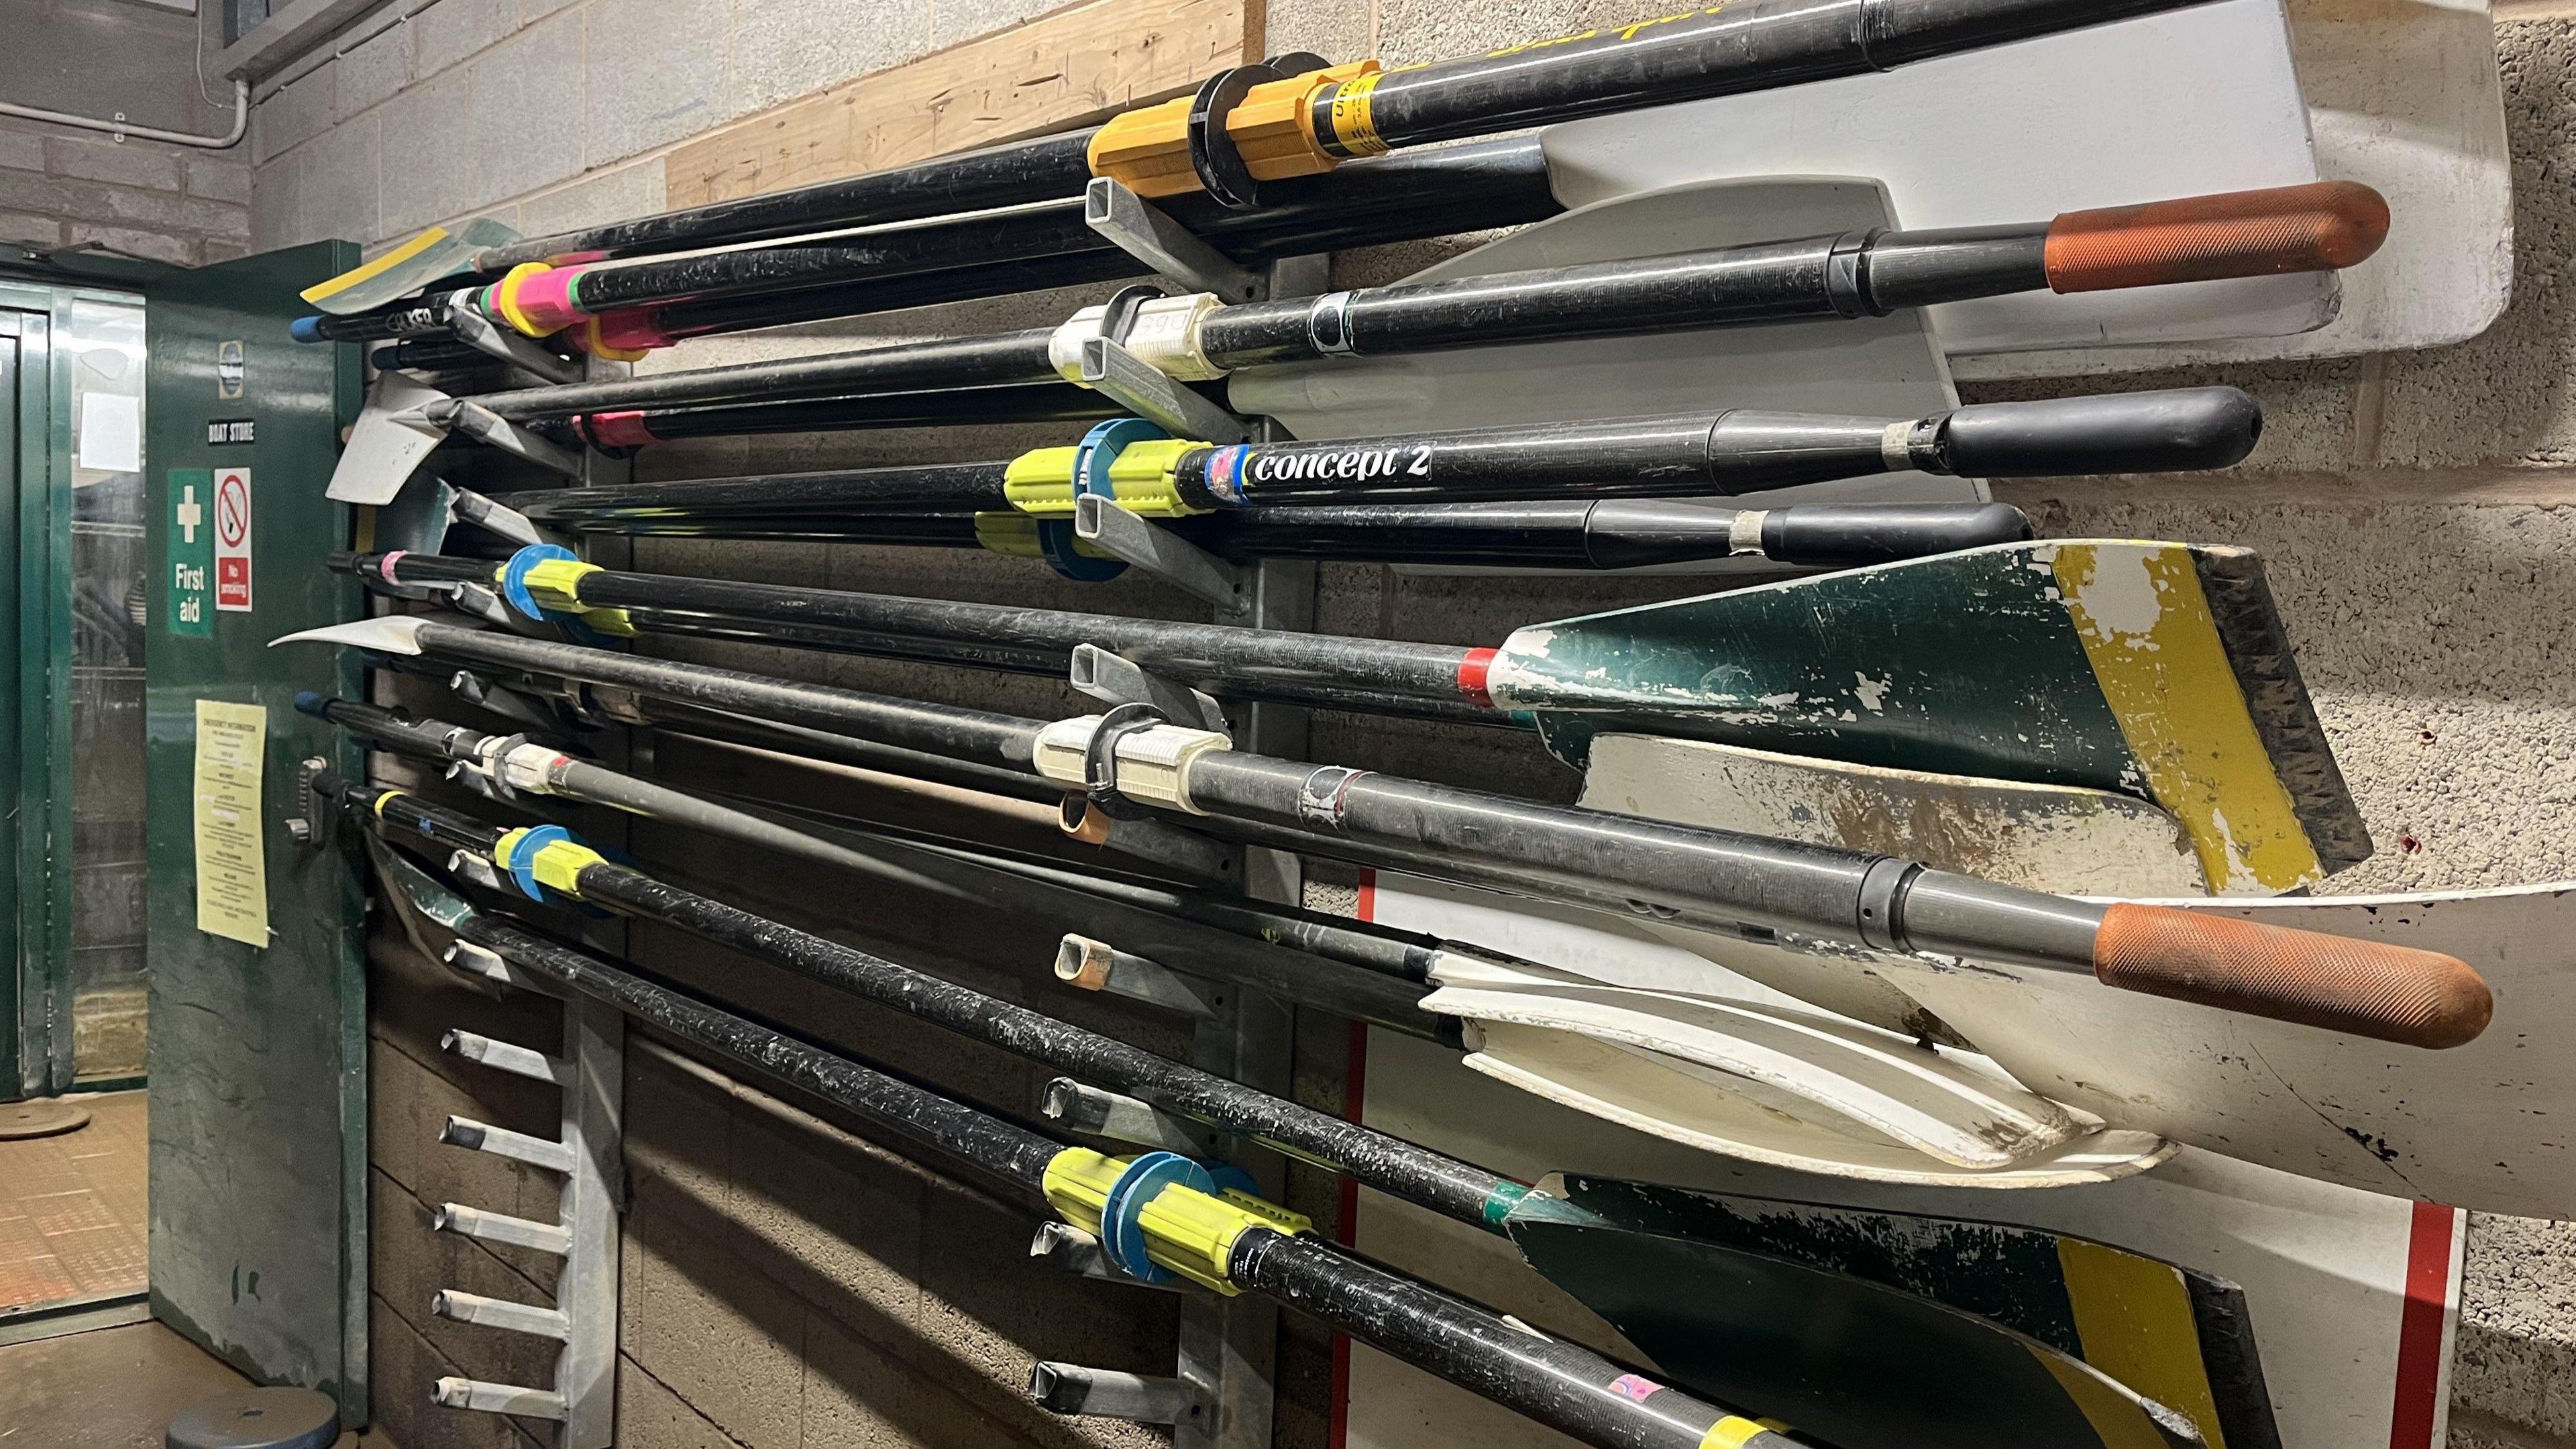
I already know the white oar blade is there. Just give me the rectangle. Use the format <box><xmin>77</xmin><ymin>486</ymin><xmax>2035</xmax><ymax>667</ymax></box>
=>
<box><xmin>1424</xmin><ymin>955</ymin><xmax>2090</xmax><ymax>1171</ymax></box>
<box><xmin>269</xmin><ymin>616</ymin><xmax>431</xmax><ymax>655</ymax></box>
<box><xmin>1457</xmin><ymin>1021</ymin><xmax>2171</xmax><ymax>1189</ymax></box>
<box><xmin>329</xmin><ymin>373</ymin><xmax>454</xmax><ymax>505</ymax></box>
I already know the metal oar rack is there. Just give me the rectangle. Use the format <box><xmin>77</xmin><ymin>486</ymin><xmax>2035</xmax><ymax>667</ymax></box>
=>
<box><xmin>1014</xmin><ymin>184</ymin><xmax>1331</xmax><ymax>1447</ymax></box>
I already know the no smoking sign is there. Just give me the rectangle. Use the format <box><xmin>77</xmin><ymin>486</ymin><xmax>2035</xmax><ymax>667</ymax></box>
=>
<box><xmin>213</xmin><ymin>467</ymin><xmax>252</xmax><ymax>612</ymax></box>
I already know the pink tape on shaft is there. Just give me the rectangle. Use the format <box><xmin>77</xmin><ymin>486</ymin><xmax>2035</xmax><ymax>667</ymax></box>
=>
<box><xmin>580</xmin><ymin>411</ymin><xmax>658</xmax><ymax>449</ymax></box>
<box><xmin>584</xmin><ymin>309</ymin><xmax>674</xmax><ymax>356</ymax></box>
<box><xmin>505</xmin><ymin>266</ymin><xmax>586</xmax><ymax>334</ymax></box>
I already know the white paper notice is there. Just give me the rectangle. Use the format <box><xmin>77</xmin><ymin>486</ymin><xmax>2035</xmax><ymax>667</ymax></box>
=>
<box><xmin>193</xmin><ymin>699</ymin><xmax>270</xmax><ymax>947</ymax></box>
<box><xmin>78</xmin><ymin>392</ymin><xmax>142</xmax><ymax>473</ymax></box>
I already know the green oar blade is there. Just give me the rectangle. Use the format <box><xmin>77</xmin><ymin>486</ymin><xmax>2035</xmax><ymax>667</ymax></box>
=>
<box><xmin>1541</xmin><ymin>1177</ymin><xmax>2281</xmax><ymax>1449</ymax></box>
<box><xmin>1491</xmin><ymin>540</ymin><xmax>2366</xmax><ymax>894</ymax></box>
<box><xmin>1501</xmin><ymin>1185</ymin><xmax>2204</xmax><ymax>1449</ymax></box>
<box><xmin>301</xmin><ymin>217</ymin><xmax>522</xmax><ymax>314</ymax></box>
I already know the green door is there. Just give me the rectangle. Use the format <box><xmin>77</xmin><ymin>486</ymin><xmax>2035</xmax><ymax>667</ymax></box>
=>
<box><xmin>143</xmin><ymin>243</ymin><xmax>368</xmax><ymax>1420</ymax></box>
<box><xmin>0</xmin><ymin>309</ymin><xmax>35</xmax><ymax>1095</ymax></box>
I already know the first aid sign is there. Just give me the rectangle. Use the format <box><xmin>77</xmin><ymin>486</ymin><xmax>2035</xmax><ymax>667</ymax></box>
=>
<box><xmin>213</xmin><ymin>467</ymin><xmax>252</xmax><ymax>612</ymax></box>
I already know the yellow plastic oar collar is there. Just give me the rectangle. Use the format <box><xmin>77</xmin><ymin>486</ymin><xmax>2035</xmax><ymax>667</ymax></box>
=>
<box><xmin>1043</xmin><ymin>1147</ymin><xmax>1309</xmax><ymax>1295</ymax></box>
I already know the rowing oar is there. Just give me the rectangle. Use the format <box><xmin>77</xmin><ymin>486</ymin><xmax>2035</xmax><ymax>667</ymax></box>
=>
<box><xmin>517</xmin><ymin>499</ymin><xmax>2034</xmax><ymax>572</ymax></box>
<box><xmin>316</xmin><ymin>694</ymin><xmax>2129</xmax><ymax>1170</ymax></box>
<box><xmin>297</xmin><ymin>139</ymin><xmax>1562</xmax><ymax>352</ymax></box>
<box><xmin>447</xmin><ymin>183</ymin><xmax>2387</xmax><ymax>422</ymax></box>
<box><xmin>343</xmin><ymin>531</ymin><xmax>2361</xmax><ymax>891</ymax></box>
<box><xmin>488</xmin><ymin>387</ymin><xmax>2255</xmax><ymax>510</ymax></box>
<box><xmin>280</xmin><ymin>614</ymin><xmax>2489</xmax><ymax>1047</ymax></box>
<box><xmin>362</xmin><ymin>830</ymin><xmax>2218</xmax><ymax>1449</ymax></box>
<box><xmin>337</xmin><ymin>794</ymin><xmax>1790</xmax><ymax>1449</ymax></box>
<box><xmin>301</xmin><ymin>0</ymin><xmax>2237</xmax><ymax>311</ymax></box>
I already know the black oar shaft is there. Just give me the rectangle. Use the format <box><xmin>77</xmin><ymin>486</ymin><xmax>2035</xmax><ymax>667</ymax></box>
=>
<box><xmin>478</xmin><ymin>0</ymin><xmax>2210</xmax><ymax>272</ymax></box>
<box><xmin>357</xmin><ymin>553</ymin><xmax>1491</xmax><ymax>708</ymax></box>
<box><xmin>556</xmin><ymin>139</ymin><xmax>1563</xmax><ymax>318</ymax></box>
<box><xmin>1311</xmin><ymin>0</ymin><xmax>2191</xmax><ymax>152</ymax></box>
<box><xmin>337</xmin><ymin>775</ymin><xmax>1507</xmax><ymax>1219</ymax></box>
<box><xmin>450</xmin><ymin>912</ymin><xmax>1767</xmax><ymax>1449</ymax></box>
<box><xmin>356</xmin><ymin>621</ymin><xmax>2493</xmax><ymax>1049</ymax></box>
<box><xmin>462</xmin><ymin>914</ymin><xmax>1067</xmax><ymax>1182</ymax></box>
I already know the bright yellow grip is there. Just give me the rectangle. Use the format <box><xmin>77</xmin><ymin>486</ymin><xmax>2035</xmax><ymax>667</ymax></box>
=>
<box><xmin>529</xmin><ymin>841</ymin><xmax>607</xmax><ymax>896</ymax></box>
<box><xmin>518</xmin><ymin>557</ymin><xmax>601</xmax><ymax>612</ymax></box>
<box><xmin>1042</xmin><ymin>1148</ymin><xmax>1311</xmax><ymax>1295</ymax></box>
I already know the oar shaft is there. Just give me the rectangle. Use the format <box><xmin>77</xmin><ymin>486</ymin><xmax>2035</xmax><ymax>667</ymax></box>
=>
<box><xmin>353</xmin><ymin>622</ymin><xmax>2490</xmax><ymax>1046</ymax></box>
<box><xmin>527</xmin><ymin>500</ymin><xmax>2033</xmax><ymax>572</ymax></box>
<box><xmin>448</xmin><ymin>911</ymin><xmax>1772</xmax><ymax>1449</ymax></box>
<box><xmin>313</xmin><ymin>697</ymin><xmax>1444</xmax><ymax>1033</ymax></box>
<box><xmin>334</xmin><ymin>774</ymin><xmax>1510</xmax><ymax>1220</ymax></box>
<box><xmin>466</xmin><ymin>184</ymin><xmax>2376</xmax><ymax>421</ymax></box>
<box><xmin>474</xmin><ymin>0</ymin><xmax>2219</xmax><ymax>272</ymax></box>
<box><xmin>352</xmin><ymin>552</ymin><xmax>1494</xmax><ymax>709</ymax></box>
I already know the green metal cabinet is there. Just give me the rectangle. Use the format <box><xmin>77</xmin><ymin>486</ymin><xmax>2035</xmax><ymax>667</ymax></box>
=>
<box><xmin>140</xmin><ymin>244</ymin><xmax>369</xmax><ymax>1421</ymax></box>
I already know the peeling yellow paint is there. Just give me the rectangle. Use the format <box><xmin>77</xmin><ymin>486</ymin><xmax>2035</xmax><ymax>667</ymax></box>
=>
<box><xmin>2053</xmin><ymin>543</ymin><xmax>2323</xmax><ymax>892</ymax></box>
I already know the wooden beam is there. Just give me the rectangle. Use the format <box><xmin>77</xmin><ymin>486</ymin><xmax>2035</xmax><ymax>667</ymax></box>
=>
<box><xmin>663</xmin><ymin>0</ymin><xmax>1260</xmax><ymax>210</ymax></box>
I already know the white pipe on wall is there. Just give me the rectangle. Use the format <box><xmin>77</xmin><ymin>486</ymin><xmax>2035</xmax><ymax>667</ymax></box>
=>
<box><xmin>0</xmin><ymin>78</ymin><xmax>250</xmax><ymax>151</ymax></box>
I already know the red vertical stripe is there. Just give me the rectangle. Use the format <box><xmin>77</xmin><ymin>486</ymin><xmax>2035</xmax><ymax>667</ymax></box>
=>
<box><xmin>1330</xmin><ymin>871</ymin><xmax>1380</xmax><ymax>1449</ymax></box>
<box><xmin>2387</xmin><ymin>1202</ymin><xmax>2457</xmax><ymax>1449</ymax></box>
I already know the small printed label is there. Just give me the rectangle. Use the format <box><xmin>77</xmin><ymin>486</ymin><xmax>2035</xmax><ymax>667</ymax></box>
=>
<box><xmin>167</xmin><ymin>469</ymin><xmax>214</xmax><ymax>638</ymax></box>
<box><xmin>1238</xmin><ymin>443</ymin><xmax>1435</xmax><ymax>485</ymax></box>
<box><xmin>205</xmin><ymin>417</ymin><xmax>256</xmax><ymax>445</ymax></box>
<box><xmin>217</xmin><ymin>339</ymin><xmax>246</xmax><ymax>400</ymax></box>
<box><xmin>213</xmin><ymin>466</ymin><xmax>253</xmax><ymax>612</ymax></box>
<box><xmin>1607</xmin><ymin>1375</ymin><xmax>1664</xmax><ymax>1403</ymax></box>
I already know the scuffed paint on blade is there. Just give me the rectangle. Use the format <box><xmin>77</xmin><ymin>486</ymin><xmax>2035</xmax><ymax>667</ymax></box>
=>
<box><xmin>1489</xmin><ymin>539</ymin><xmax>2341</xmax><ymax>892</ymax></box>
<box><xmin>2051</xmin><ymin>543</ymin><xmax>2322</xmax><ymax>893</ymax></box>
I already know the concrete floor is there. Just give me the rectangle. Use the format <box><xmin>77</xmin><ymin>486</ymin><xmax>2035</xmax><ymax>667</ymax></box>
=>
<box><xmin>0</xmin><ymin>1321</ymin><xmax>376</xmax><ymax>1449</ymax></box>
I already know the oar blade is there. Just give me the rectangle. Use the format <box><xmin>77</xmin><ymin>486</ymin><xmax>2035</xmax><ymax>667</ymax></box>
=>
<box><xmin>1494</xmin><ymin>539</ymin><xmax>2363</xmax><ymax>894</ymax></box>
<box><xmin>301</xmin><ymin>217</ymin><xmax>521</xmax><ymax>314</ymax></box>
<box><xmin>1518</xmin><ymin>1177</ymin><xmax>2281</xmax><ymax>1449</ymax></box>
<box><xmin>327</xmin><ymin>373</ymin><xmax>455</xmax><ymax>505</ymax></box>
<box><xmin>1501</xmin><ymin>1184</ymin><xmax>2206</xmax><ymax>1449</ymax></box>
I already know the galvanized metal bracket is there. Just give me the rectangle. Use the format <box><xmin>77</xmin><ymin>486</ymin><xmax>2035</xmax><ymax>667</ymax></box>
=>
<box><xmin>1028</xmin><ymin>1221</ymin><xmax>1191</xmax><ymax>1294</ymax></box>
<box><xmin>429</xmin><ymin>979</ymin><xmax>624</xmax><ymax>1446</ymax></box>
<box><xmin>1030</xmin><ymin>1362</ymin><xmax>1212</xmax><ymax>1428</ymax></box>
<box><xmin>1040</xmin><ymin>1077</ymin><xmax>1210</xmax><ymax>1155</ymax></box>
<box><xmin>1084</xmin><ymin>178</ymin><xmax>1265</xmax><ymax>305</ymax></box>
<box><xmin>1080</xmin><ymin>336</ymin><xmax>1254</xmax><ymax>445</ymax></box>
<box><xmin>1070</xmin><ymin>643</ymin><xmax>1231</xmax><ymax>730</ymax></box>
<box><xmin>1074</xmin><ymin>498</ymin><xmax>1252</xmax><ymax>615</ymax></box>
<box><xmin>429</xmin><ymin>397</ymin><xmax>590</xmax><ymax>479</ymax></box>
<box><xmin>447</xmin><ymin>307</ymin><xmax>588</xmax><ymax>385</ymax></box>
<box><xmin>1053</xmin><ymin>935</ymin><xmax>1226</xmax><ymax>1020</ymax></box>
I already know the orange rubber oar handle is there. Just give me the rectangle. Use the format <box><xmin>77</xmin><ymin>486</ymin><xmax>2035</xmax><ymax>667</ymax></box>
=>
<box><xmin>2043</xmin><ymin>181</ymin><xmax>2390</xmax><ymax>293</ymax></box>
<box><xmin>2092</xmin><ymin>903</ymin><xmax>2489</xmax><ymax>1049</ymax></box>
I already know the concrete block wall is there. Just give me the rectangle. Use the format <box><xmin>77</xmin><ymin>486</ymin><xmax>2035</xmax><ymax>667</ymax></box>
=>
<box><xmin>264</xmin><ymin>1</ymin><xmax>2576</xmax><ymax>1446</ymax></box>
<box><xmin>247</xmin><ymin>0</ymin><xmax>1079</xmax><ymax>254</ymax></box>
<box><xmin>0</xmin><ymin>117</ymin><xmax>250</xmax><ymax>266</ymax></box>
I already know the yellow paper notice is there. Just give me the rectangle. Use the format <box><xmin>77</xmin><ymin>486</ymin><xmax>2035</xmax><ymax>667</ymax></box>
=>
<box><xmin>193</xmin><ymin>699</ymin><xmax>270</xmax><ymax>947</ymax></box>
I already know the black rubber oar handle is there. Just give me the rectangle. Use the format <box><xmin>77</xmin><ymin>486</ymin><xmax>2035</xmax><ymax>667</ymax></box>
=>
<box><xmin>1754</xmin><ymin>502</ymin><xmax>2031</xmax><ymax>567</ymax></box>
<box><xmin>1933</xmin><ymin>387</ymin><xmax>2262</xmax><ymax>477</ymax></box>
